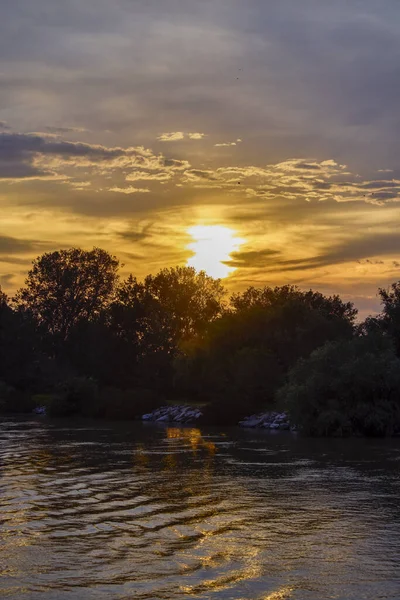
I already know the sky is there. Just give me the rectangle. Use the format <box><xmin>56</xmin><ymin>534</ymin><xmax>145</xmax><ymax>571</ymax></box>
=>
<box><xmin>1</xmin><ymin>0</ymin><xmax>400</xmax><ymax>316</ymax></box>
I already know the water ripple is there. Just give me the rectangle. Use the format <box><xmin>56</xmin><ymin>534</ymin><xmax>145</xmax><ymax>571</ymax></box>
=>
<box><xmin>1</xmin><ymin>418</ymin><xmax>400</xmax><ymax>599</ymax></box>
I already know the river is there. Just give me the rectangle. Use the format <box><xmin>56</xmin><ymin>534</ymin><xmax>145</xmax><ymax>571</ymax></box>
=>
<box><xmin>1</xmin><ymin>417</ymin><xmax>400</xmax><ymax>599</ymax></box>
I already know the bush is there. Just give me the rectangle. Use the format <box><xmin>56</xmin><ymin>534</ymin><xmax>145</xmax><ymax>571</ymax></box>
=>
<box><xmin>45</xmin><ymin>377</ymin><xmax>99</xmax><ymax>417</ymax></box>
<box><xmin>277</xmin><ymin>335</ymin><xmax>400</xmax><ymax>437</ymax></box>
<box><xmin>96</xmin><ymin>387</ymin><xmax>163</xmax><ymax>419</ymax></box>
<box><xmin>0</xmin><ymin>382</ymin><xmax>36</xmax><ymax>413</ymax></box>
<box><xmin>0</xmin><ymin>381</ymin><xmax>13</xmax><ymax>411</ymax></box>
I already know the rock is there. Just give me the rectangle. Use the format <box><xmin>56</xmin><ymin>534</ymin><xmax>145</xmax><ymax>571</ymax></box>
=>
<box><xmin>142</xmin><ymin>405</ymin><xmax>203</xmax><ymax>423</ymax></box>
<box><xmin>240</xmin><ymin>418</ymin><xmax>264</xmax><ymax>428</ymax></box>
<box><xmin>238</xmin><ymin>410</ymin><xmax>294</xmax><ymax>431</ymax></box>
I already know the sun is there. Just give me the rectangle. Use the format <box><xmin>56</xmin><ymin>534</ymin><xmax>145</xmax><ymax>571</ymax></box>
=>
<box><xmin>187</xmin><ymin>225</ymin><xmax>244</xmax><ymax>279</ymax></box>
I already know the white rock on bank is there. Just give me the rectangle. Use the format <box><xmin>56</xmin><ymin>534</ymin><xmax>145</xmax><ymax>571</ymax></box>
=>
<box><xmin>142</xmin><ymin>405</ymin><xmax>203</xmax><ymax>424</ymax></box>
<box><xmin>239</xmin><ymin>411</ymin><xmax>292</xmax><ymax>431</ymax></box>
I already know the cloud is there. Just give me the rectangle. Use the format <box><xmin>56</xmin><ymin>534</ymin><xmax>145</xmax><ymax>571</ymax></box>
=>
<box><xmin>0</xmin><ymin>234</ymin><xmax>48</xmax><ymax>254</ymax></box>
<box><xmin>109</xmin><ymin>186</ymin><xmax>150</xmax><ymax>194</ymax></box>
<box><xmin>4</xmin><ymin>0</ymin><xmax>400</xmax><ymax>311</ymax></box>
<box><xmin>0</xmin><ymin>121</ymin><xmax>10</xmax><ymax>130</ymax></box>
<box><xmin>0</xmin><ymin>132</ymin><xmax>190</xmax><ymax>189</ymax></box>
<box><xmin>265</xmin><ymin>232</ymin><xmax>400</xmax><ymax>274</ymax></box>
<box><xmin>3</xmin><ymin>130</ymin><xmax>400</xmax><ymax>218</ymax></box>
<box><xmin>117</xmin><ymin>222</ymin><xmax>154</xmax><ymax>243</ymax></box>
<box><xmin>188</xmin><ymin>132</ymin><xmax>206</xmax><ymax>140</ymax></box>
<box><xmin>2</xmin><ymin>129</ymin><xmax>400</xmax><ymax>218</ymax></box>
<box><xmin>44</xmin><ymin>126</ymin><xmax>88</xmax><ymax>134</ymax></box>
<box><xmin>126</xmin><ymin>170</ymin><xmax>173</xmax><ymax>182</ymax></box>
<box><xmin>158</xmin><ymin>132</ymin><xmax>206</xmax><ymax>142</ymax></box>
<box><xmin>226</xmin><ymin>248</ymin><xmax>280</xmax><ymax>269</ymax></box>
<box><xmin>158</xmin><ymin>132</ymin><xmax>185</xmax><ymax>142</ymax></box>
<box><xmin>215</xmin><ymin>141</ymin><xmax>237</xmax><ymax>147</ymax></box>
<box><xmin>215</xmin><ymin>138</ymin><xmax>242</xmax><ymax>147</ymax></box>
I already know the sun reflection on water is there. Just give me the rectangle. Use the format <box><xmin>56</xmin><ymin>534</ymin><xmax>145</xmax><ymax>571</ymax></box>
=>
<box><xmin>167</xmin><ymin>427</ymin><xmax>217</xmax><ymax>455</ymax></box>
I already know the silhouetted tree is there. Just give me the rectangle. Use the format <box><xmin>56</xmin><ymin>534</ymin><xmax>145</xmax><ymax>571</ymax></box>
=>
<box><xmin>373</xmin><ymin>282</ymin><xmax>400</xmax><ymax>354</ymax></box>
<box><xmin>104</xmin><ymin>268</ymin><xmax>226</xmax><ymax>390</ymax></box>
<box><xmin>143</xmin><ymin>266</ymin><xmax>226</xmax><ymax>341</ymax></box>
<box><xmin>0</xmin><ymin>287</ymin><xmax>48</xmax><ymax>393</ymax></box>
<box><xmin>231</xmin><ymin>285</ymin><xmax>357</xmax><ymax>325</ymax></box>
<box><xmin>175</xmin><ymin>285</ymin><xmax>357</xmax><ymax>413</ymax></box>
<box><xmin>61</xmin><ymin>267</ymin><xmax>226</xmax><ymax>392</ymax></box>
<box><xmin>15</xmin><ymin>248</ymin><xmax>119</xmax><ymax>341</ymax></box>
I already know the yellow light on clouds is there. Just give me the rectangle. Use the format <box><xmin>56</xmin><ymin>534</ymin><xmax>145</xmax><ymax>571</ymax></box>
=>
<box><xmin>187</xmin><ymin>225</ymin><xmax>244</xmax><ymax>279</ymax></box>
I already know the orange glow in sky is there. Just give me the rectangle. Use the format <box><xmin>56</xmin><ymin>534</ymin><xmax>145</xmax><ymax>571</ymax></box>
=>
<box><xmin>187</xmin><ymin>225</ymin><xmax>245</xmax><ymax>279</ymax></box>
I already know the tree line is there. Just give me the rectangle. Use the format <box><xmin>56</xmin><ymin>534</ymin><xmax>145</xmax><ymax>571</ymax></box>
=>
<box><xmin>1</xmin><ymin>246</ymin><xmax>400</xmax><ymax>436</ymax></box>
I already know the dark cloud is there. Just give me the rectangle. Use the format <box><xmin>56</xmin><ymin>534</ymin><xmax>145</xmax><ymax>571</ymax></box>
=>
<box><xmin>44</xmin><ymin>126</ymin><xmax>88</xmax><ymax>134</ymax></box>
<box><xmin>226</xmin><ymin>248</ymin><xmax>280</xmax><ymax>269</ymax></box>
<box><xmin>3</xmin><ymin>0</ymin><xmax>400</xmax><ymax>309</ymax></box>
<box><xmin>2</xmin><ymin>0</ymin><xmax>400</xmax><ymax>168</ymax></box>
<box><xmin>0</xmin><ymin>132</ymin><xmax>186</xmax><ymax>185</ymax></box>
<box><xmin>118</xmin><ymin>222</ymin><xmax>154</xmax><ymax>243</ymax></box>
<box><xmin>0</xmin><ymin>235</ymin><xmax>47</xmax><ymax>254</ymax></box>
<box><xmin>272</xmin><ymin>233</ymin><xmax>400</xmax><ymax>273</ymax></box>
<box><xmin>0</xmin><ymin>256</ymin><xmax>35</xmax><ymax>266</ymax></box>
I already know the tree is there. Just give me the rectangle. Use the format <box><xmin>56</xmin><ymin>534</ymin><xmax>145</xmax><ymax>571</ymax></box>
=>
<box><xmin>174</xmin><ymin>285</ymin><xmax>357</xmax><ymax>412</ymax></box>
<box><xmin>278</xmin><ymin>335</ymin><xmax>400</xmax><ymax>437</ymax></box>
<box><xmin>15</xmin><ymin>248</ymin><xmax>119</xmax><ymax>340</ymax></box>
<box><xmin>102</xmin><ymin>268</ymin><xmax>226</xmax><ymax>390</ymax></box>
<box><xmin>110</xmin><ymin>274</ymin><xmax>175</xmax><ymax>356</ymax></box>
<box><xmin>0</xmin><ymin>287</ymin><xmax>47</xmax><ymax>393</ymax></box>
<box><xmin>231</xmin><ymin>285</ymin><xmax>357</xmax><ymax>324</ymax></box>
<box><xmin>370</xmin><ymin>282</ymin><xmax>400</xmax><ymax>354</ymax></box>
<box><xmin>143</xmin><ymin>266</ymin><xmax>226</xmax><ymax>341</ymax></box>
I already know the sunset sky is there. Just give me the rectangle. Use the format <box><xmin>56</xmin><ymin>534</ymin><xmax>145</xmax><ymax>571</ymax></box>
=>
<box><xmin>2</xmin><ymin>1</ymin><xmax>400</xmax><ymax>316</ymax></box>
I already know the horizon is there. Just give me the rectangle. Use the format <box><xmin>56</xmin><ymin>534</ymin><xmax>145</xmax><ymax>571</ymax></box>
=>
<box><xmin>2</xmin><ymin>1</ymin><xmax>400</xmax><ymax>320</ymax></box>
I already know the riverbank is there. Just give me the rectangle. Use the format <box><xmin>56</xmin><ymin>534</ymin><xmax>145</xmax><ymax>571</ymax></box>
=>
<box><xmin>140</xmin><ymin>405</ymin><xmax>294</xmax><ymax>430</ymax></box>
<box><xmin>2</xmin><ymin>397</ymin><xmax>399</xmax><ymax>437</ymax></box>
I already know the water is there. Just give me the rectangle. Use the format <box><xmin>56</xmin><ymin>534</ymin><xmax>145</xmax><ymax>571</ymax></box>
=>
<box><xmin>1</xmin><ymin>417</ymin><xmax>400</xmax><ymax>599</ymax></box>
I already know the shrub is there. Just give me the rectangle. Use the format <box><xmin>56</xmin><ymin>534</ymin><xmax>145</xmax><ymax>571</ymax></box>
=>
<box><xmin>277</xmin><ymin>335</ymin><xmax>400</xmax><ymax>437</ymax></box>
<box><xmin>0</xmin><ymin>381</ymin><xmax>13</xmax><ymax>411</ymax></box>
<box><xmin>97</xmin><ymin>387</ymin><xmax>163</xmax><ymax>420</ymax></box>
<box><xmin>46</xmin><ymin>377</ymin><xmax>99</xmax><ymax>417</ymax></box>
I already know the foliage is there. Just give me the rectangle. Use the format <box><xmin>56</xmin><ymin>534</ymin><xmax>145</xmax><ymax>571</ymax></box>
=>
<box><xmin>0</xmin><ymin>380</ymin><xmax>35</xmax><ymax>413</ymax></box>
<box><xmin>174</xmin><ymin>285</ymin><xmax>357</xmax><ymax>412</ymax></box>
<box><xmin>231</xmin><ymin>285</ymin><xmax>357</xmax><ymax>322</ymax></box>
<box><xmin>369</xmin><ymin>282</ymin><xmax>400</xmax><ymax>354</ymax></box>
<box><xmin>51</xmin><ymin>377</ymin><xmax>99</xmax><ymax>417</ymax></box>
<box><xmin>96</xmin><ymin>387</ymin><xmax>163</xmax><ymax>420</ymax></box>
<box><xmin>278</xmin><ymin>335</ymin><xmax>400</xmax><ymax>437</ymax></box>
<box><xmin>14</xmin><ymin>248</ymin><xmax>119</xmax><ymax>341</ymax></box>
<box><xmin>0</xmin><ymin>287</ymin><xmax>48</xmax><ymax>391</ymax></box>
<box><xmin>5</xmin><ymin>247</ymin><xmax>400</xmax><ymax>436</ymax></box>
<box><xmin>95</xmin><ymin>267</ymin><xmax>227</xmax><ymax>391</ymax></box>
<box><xmin>144</xmin><ymin>266</ymin><xmax>226</xmax><ymax>340</ymax></box>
